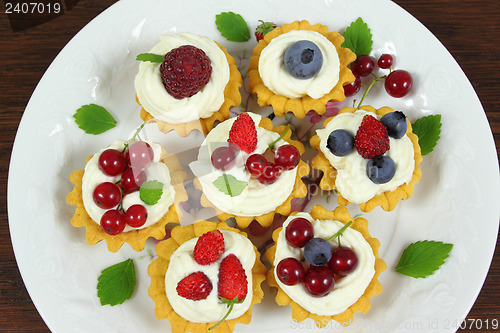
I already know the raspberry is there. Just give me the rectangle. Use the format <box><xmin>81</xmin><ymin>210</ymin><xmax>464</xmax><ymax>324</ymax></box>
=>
<box><xmin>227</xmin><ymin>113</ymin><xmax>257</xmax><ymax>154</ymax></box>
<box><xmin>354</xmin><ymin>115</ymin><xmax>390</xmax><ymax>159</ymax></box>
<box><xmin>176</xmin><ymin>271</ymin><xmax>213</xmax><ymax>301</ymax></box>
<box><xmin>193</xmin><ymin>230</ymin><xmax>225</xmax><ymax>266</ymax></box>
<box><xmin>159</xmin><ymin>45</ymin><xmax>212</xmax><ymax>99</ymax></box>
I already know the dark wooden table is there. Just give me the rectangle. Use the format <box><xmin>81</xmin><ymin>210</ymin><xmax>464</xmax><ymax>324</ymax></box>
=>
<box><xmin>0</xmin><ymin>0</ymin><xmax>498</xmax><ymax>332</ymax></box>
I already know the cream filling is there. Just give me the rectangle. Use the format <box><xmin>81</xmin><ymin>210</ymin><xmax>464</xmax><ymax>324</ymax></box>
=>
<box><xmin>81</xmin><ymin>140</ymin><xmax>175</xmax><ymax>232</ymax></box>
<box><xmin>134</xmin><ymin>32</ymin><xmax>230</xmax><ymax>124</ymax></box>
<box><xmin>316</xmin><ymin>111</ymin><xmax>414</xmax><ymax>203</ymax></box>
<box><xmin>258</xmin><ymin>30</ymin><xmax>340</xmax><ymax>99</ymax></box>
<box><xmin>274</xmin><ymin>213</ymin><xmax>375</xmax><ymax>316</ymax></box>
<box><xmin>189</xmin><ymin>113</ymin><xmax>297</xmax><ymax>216</ymax></box>
<box><xmin>165</xmin><ymin>230</ymin><xmax>255</xmax><ymax>323</ymax></box>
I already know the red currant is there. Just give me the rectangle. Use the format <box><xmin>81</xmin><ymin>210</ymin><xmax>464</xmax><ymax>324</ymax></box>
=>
<box><xmin>257</xmin><ymin>163</ymin><xmax>282</xmax><ymax>184</ymax></box>
<box><xmin>125</xmin><ymin>204</ymin><xmax>148</xmax><ymax>228</ymax></box>
<box><xmin>385</xmin><ymin>69</ymin><xmax>413</xmax><ymax>98</ymax></box>
<box><xmin>328</xmin><ymin>247</ymin><xmax>358</xmax><ymax>275</ymax></box>
<box><xmin>121</xmin><ymin>167</ymin><xmax>146</xmax><ymax>194</ymax></box>
<box><xmin>100</xmin><ymin>209</ymin><xmax>126</xmax><ymax>235</ymax></box>
<box><xmin>126</xmin><ymin>141</ymin><xmax>154</xmax><ymax>169</ymax></box>
<box><xmin>246</xmin><ymin>154</ymin><xmax>268</xmax><ymax>176</ymax></box>
<box><xmin>276</xmin><ymin>257</ymin><xmax>305</xmax><ymax>286</ymax></box>
<box><xmin>93</xmin><ymin>182</ymin><xmax>122</xmax><ymax>209</ymax></box>
<box><xmin>343</xmin><ymin>72</ymin><xmax>361</xmax><ymax>97</ymax></box>
<box><xmin>99</xmin><ymin>149</ymin><xmax>126</xmax><ymax>176</ymax></box>
<box><xmin>377</xmin><ymin>54</ymin><xmax>393</xmax><ymax>69</ymax></box>
<box><xmin>303</xmin><ymin>266</ymin><xmax>334</xmax><ymax>297</ymax></box>
<box><xmin>352</xmin><ymin>55</ymin><xmax>374</xmax><ymax>77</ymax></box>
<box><xmin>275</xmin><ymin>144</ymin><xmax>300</xmax><ymax>171</ymax></box>
<box><xmin>211</xmin><ymin>146</ymin><xmax>237</xmax><ymax>170</ymax></box>
<box><xmin>285</xmin><ymin>217</ymin><xmax>314</xmax><ymax>248</ymax></box>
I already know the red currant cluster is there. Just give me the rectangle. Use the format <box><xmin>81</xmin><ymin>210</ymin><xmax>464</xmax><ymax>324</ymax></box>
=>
<box><xmin>211</xmin><ymin>143</ymin><xmax>300</xmax><ymax>185</ymax></box>
<box><xmin>276</xmin><ymin>217</ymin><xmax>358</xmax><ymax>297</ymax></box>
<box><xmin>344</xmin><ymin>54</ymin><xmax>413</xmax><ymax>99</ymax></box>
<box><xmin>93</xmin><ymin>141</ymin><xmax>155</xmax><ymax>235</ymax></box>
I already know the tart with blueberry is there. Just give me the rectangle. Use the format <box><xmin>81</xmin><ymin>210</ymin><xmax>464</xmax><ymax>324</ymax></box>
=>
<box><xmin>135</xmin><ymin>32</ymin><xmax>242</xmax><ymax>137</ymax></box>
<box><xmin>264</xmin><ymin>205</ymin><xmax>386</xmax><ymax>327</ymax></box>
<box><xmin>310</xmin><ymin>105</ymin><xmax>423</xmax><ymax>212</ymax></box>
<box><xmin>148</xmin><ymin>220</ymin><xmax>266</xmax><ymax>333</ymax></box>
<box><xmin>248</xmin><ymin>20</ymin><xmax>356</xmax><ymax>119</ymax></box>
<box><xmin>189</xmin><ymin>112</ymin><xmax>309</xmax><ymax>228</ymax></box>
<box><xmin>66</xmin><ymin>139</ymin><xmax>188</xmax><ymax>252</ymax></box>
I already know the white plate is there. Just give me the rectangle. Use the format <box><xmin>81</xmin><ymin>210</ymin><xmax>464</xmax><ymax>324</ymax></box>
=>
<box><xmin>8</xmin><ymin>0</ymin><xmax>500</xmax><ymax>332</ymax></box>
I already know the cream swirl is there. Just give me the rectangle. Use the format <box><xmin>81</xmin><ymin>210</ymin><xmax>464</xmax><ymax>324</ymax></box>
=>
<box><xmin>189</xmin><ymin>113</ymin><xmax>297</xmax><ymax>216</ymax></box>
<box><xmin>134</xmin><ymin>32</ymin><xmax>230</xmax><ymax>124</ymax></box>
<box><xmin>165</xmin><ymin>230</ymin><xmax>255</xmax><ymax>323</ymax></box>
<box><xmin>316</xmin><ymin>111</ymin><xmax>415</xmax><ymax>203</ymax></box>
<box><xmin>274</xmin><ymin>213</ymin><xmax>376</xmax><ymax>316</ymax></box>
<box><xmin>258</xmin><ymin>30</ymin><xmax>340</xmax><ymax>99</ymax></box>
<box><xmin>81</xmin><ymin>140</ymin><xmax>175</xmax><ymax>232</ymax></box>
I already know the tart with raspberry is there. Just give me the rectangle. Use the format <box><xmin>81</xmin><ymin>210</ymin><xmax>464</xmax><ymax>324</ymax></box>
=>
<box><xmin>310</xmin><ymin>105</ymin><xmax>423</xmax><ymax>212</ymax></box>
<box><xmin>248</xmin><ymin>20</ymin><xmax>356</xmax><ymax>119</ymax></box>
<box><xmin>264</xmin><ymin>205</ymin><xmax>386</xmax><ymax>327</ymax></box>
<box><xmin>189</xmin><ymin>112</ymin><xmax>310</xmax><ymax>228</ymax></box>
<box><xmin>66</xmin><ymin>139</ymin><xmax>188</xmax><ymax>252</ymax></box>
<box><xmin>135</xmin><ymin>32</ymin><xmax>242</xmax><ymax>137</ymax></box>
<box><xmin>148</xmin><ymin>220</ymin><xmax>266</xmax><ymax>333</ymax></box>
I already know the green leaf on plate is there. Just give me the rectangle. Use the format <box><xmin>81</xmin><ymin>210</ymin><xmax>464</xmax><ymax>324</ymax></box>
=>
<box><xmin>139</xmin><ymin>180</ymin><xmax>164</xmax><ymax>205</ymax></box>
<box><xmin>395</xmin><ymin>240</ymin><xmax>453</xmax><ymax>278</ymax></box>
<box><xmin>342</xmin><ymin>17</ymin><xmax>373</xmax><ymax>57</ymax></box>
<box><xmin>215</xmin><ymin>12</ymin><xmax>251</xmax><ymax>42</ymax></box>
<box><xmin>412</xmin><ymin>114</ymin><xmax>442</xmax><ymax>155</ymax></box>
<box><xmin>213</xmin><ymin>174</ymin><xmax>247</xmax><ymax>197</ymax></box>
<box><xmin>73</xmin><ymin>104</ymin><xmax>117</xmax><ymax>135</ymax></box>
<box><xmin>97</xmin><ymin>259</ymin><xmax>136</xmax><ymax>306</ymax></box>
<box><xmin>136</xmin><ymin>53</ymin><xmax>164</xmax><ymax>63</ymax></box>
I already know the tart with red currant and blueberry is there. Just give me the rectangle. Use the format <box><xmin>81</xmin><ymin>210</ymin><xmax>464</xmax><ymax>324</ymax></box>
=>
<box><xmin>148</xmin><ymin>220</ymin><xmax>266</xmax><ymax>333</ymax></box>
<box><xmin>135</xmin><ymin>32</ymin><xmax>242</xmax><ymax>137</ymax></box>
<box><xmin>264</xmin><ymin>205</ymin><xmax>386</xmax><ymax>327</ymax></box>
<box><xmin>310</xmin><ymin>105</ymin><xmax>423</xmax><ymax>212</ymax></box>
<box><xmin>189</xmin><ymin>112</ymin><xmax>309</xmax><ymax>228</ymax></box>
<box><xmin>66</xmin><ymin>139</ymin><xmax>188</xmax><ymax>252</ymax></box>
<box><xmin>248</xmin><ymin>20</ymin><xmax>356</xmax><ymax>119</ymax></box>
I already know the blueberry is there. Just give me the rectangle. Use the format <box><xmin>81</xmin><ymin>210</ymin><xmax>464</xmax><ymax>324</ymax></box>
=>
<box><xmin>366</xmin><ymin>156</ymin><xmax>396</xmax><ymax>184</ymax></box>
<box><xmin>303</xmin><ymin>238</ymin><xmax>332</xmax><ymax>266</ymax></box>
<box><xmin>380</xmin><ymin>111</ymin><xmax>407</xmax><ymax>139</ymax></box>
<box><xmin>283</xmin><ymin>40</ymin><xmax>323</xmax><ymax>79</ymax></box>
<box><xmin>326</xmin><ymin>129</ymin><xmax>354</xmax><ymax>156</ymax></box>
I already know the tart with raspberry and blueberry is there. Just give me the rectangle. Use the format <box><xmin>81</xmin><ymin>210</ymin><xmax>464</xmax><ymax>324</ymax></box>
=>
<box><xmin>264</xmin><ymin>205</ymin><xmax>386</xmax><ymax>327</ymax></box>
<box><xmin>248</xmin><ymin>20</ymin><xmax>356</xmax><ymax>119</ymax></box>
<box><xmin>310</xmin><ymin>105</ymin><xmax>423</xmax><ymax>212</ymax></box>
<box><xmin>148</xmin><ymin>220</ymin><xmax>266</xmax><ymax>333</ymax></box>
<box><xmin>189</xmin><ymin>112</ymin><xmax>310</xmax><ymax>228</ymax></box>
<box><xmin>135</xmin><ymin>32</ymin><xmax>242</xmax><ymax>137</ymax></box>
<box><xmin>66</xmin><ymin>139</ymin><xmax>188</xmax><ymax>252</ymax></box>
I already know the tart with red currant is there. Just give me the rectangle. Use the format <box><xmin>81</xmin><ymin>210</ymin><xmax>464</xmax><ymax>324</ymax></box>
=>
<box><xmin>310</xmin><ymin>105</ymin><xmax>423</xmax><ymax>212</ymax></box>
<box><xmin>148</xmin><ymin>220</ymin><xmax>266</xmax><ymax>333</ymax></box>
<box><xmin>135</xmin><ymin>32</ymin><xmax>242</xmax><ymax>137</ymax></box>
<box><xmin>66</xmin><ymin>138</ymin><xmax>188</xmax><ymax>252</ymax></box>
<box><xmin>248</xmin><ymin>20</ymin><xmax>356</xmax><ymax>119</ymax></box>
<box><xmin>189</xmin><ymin>112</ymin><xmax>310</xmax><ymax>228</ymax></box>
<box><xmin>264</xmin><ymin>205</ymin><xmax>386</xmax><ymax>327</ymax></box>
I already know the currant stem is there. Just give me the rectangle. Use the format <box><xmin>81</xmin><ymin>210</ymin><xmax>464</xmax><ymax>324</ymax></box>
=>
<box><xmin>356</xmin><ymin>75</ymin><xmax>386</xmax><ymax>109</ymax></box>
<box><xmin>268</xmin><ymin>124</ymin><xmax>290</xmax><ymax>150</ymax></box>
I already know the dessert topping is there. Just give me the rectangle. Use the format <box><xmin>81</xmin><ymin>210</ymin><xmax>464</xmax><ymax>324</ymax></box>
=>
<box><xmin>254</xmin><ymin>20</ymin><xmax>276</xmax><ymax>41</ymax></box>
<box><xmin>176</xmin><ymin>271</ymin><xmax>213</xmax><ymax>301</ymax></box>
<box><xmin>227</xmin><ymin>113</ymin><xmax>258</xmax><ymax>153</ymax></box>
<box><xmin>326</xmin><ymin>129</ymin><xmax>355</xmax><ymax>157</ymax></box>
<box><xmin>193</xmin><ymin>230</ymin><xmax>225</xmax><ymax>266</ymax></box>
<box><xmin>354</xmin><ymin>114</ymin><xmax>390</xmax><ymax>159</ymax></box>
<box><xmin>380</xmin><ymin>111</ymin><xmax>407</xmax><ymax>139</ymax></box>
<box><xmin>366</xmin><ymin>155</ymin><xmax>396</xmax><ymax>184</ymax></box>
<box><xmin>283</xmin><ymin>40</ymin><xmax>323</xmax><ymax>79</ymax></box>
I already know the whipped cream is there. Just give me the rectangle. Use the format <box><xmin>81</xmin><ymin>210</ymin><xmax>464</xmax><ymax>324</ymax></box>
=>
<box><xmin>316</xmin><ymin>111</ymin><xmax>415</xmax><ymax>203</ymax></box>
<box><xmin>189</xmin><ymin>113</ymin><xmax>298</xmax><ymax>216</ymax></box>
<box><xmin>258</xmin><ymin>30</ymin><xmax>340</xmax><ymax>99</ymax></box>
<box><xmin>165</xmin><ymin>230</ymin><xmax>255</xmax><ymax>323</ymax></box>
<box><xmin>134</xmin><ymin>32</ymin><xmax>230</xmax><ymax>124</ymax></box>
<box><xmin>81</xmin><ymin>139</ymin><xmax>175</xmax><ymax>232</ymax></box>
<box><xmin>274</xmin><ymin>213</ymin><xmax>376</xmax><ymax>316</ymax></box>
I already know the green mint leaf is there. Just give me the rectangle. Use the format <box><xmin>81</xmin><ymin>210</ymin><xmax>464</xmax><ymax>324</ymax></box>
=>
<box><xmin>213</xmin><ymin>174</ymin><xmax>247</xmax><ymax>197</ymax></box>
<box><xmin>342</xmin><ymin>17</ymin><xmax>373</xmax><ymax>57</ymax></box>
<box><xmin>215</xmin><ymin>12</ymin><xmax>250</xmax><ymax>42</ymax></box>
<box><xmin>139</xmin><ymin>180</ymin><xmax>164</xmax><ymax>205</ymax></box>
<box><xmin>136</xmin><ymin>53</ymin><xmax>164</xmax><ymax>63</ymax></box>
<box><xmin>97</xmin><ymin>259</ymin><xmax>136</xmax><ymax>306</ymax></box>
<box><xmin>73</xmin><ymin>104</ymin><xmax>117</xmax><ymax>135</ymax></box>
<box><xmin>395</xmin><ymin>241</ymin><xmax>453</xmax><ymax>278</ymax></box>
<box><xmin>412</xmin><ymin>114</ymin><xmax>442</xmax><ymax>155</ymax></box>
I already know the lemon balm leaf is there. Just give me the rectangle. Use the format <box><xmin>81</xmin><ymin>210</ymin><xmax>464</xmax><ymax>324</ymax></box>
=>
<box><xmin>412</xmin><ymin>114</ymin><xmax>442</xmax><ymax>155</ymax></box>
<box><xmin>136</xmin><ymin>53</ymin><xmax>164</xmax><ymax>63</ymax></box>
<box><xmin>73</xmin><ymin>104</ymin><xmax>117</xmax><ymax>134</ymax></box>
<box><xmin>97</xmin><ymin>259</ymin><xmax>136</xmax><ymax>306</ymax></box>
<box><xmin>213</xmin><ymin>174</ymin><xmax>247</xmax><ymax>197</ymax></box>
<box><xmin>395</xmin><ymin>241</ymin><xmax>453</xmax><ymax>278</ymax></box>
<box><xmin>139</xmin><ymin>180</ymin><xmax>164</xmax><ymax>205</ymax></box>
<box><xmin>215</xmin><ymin>12</ymin><xmax>250</xmax><ymax>42</ymax></box>
<box><xmin>342</xmin><ymin>17</ymin><xmax>373</xmax><ymax>57</ymax></box>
